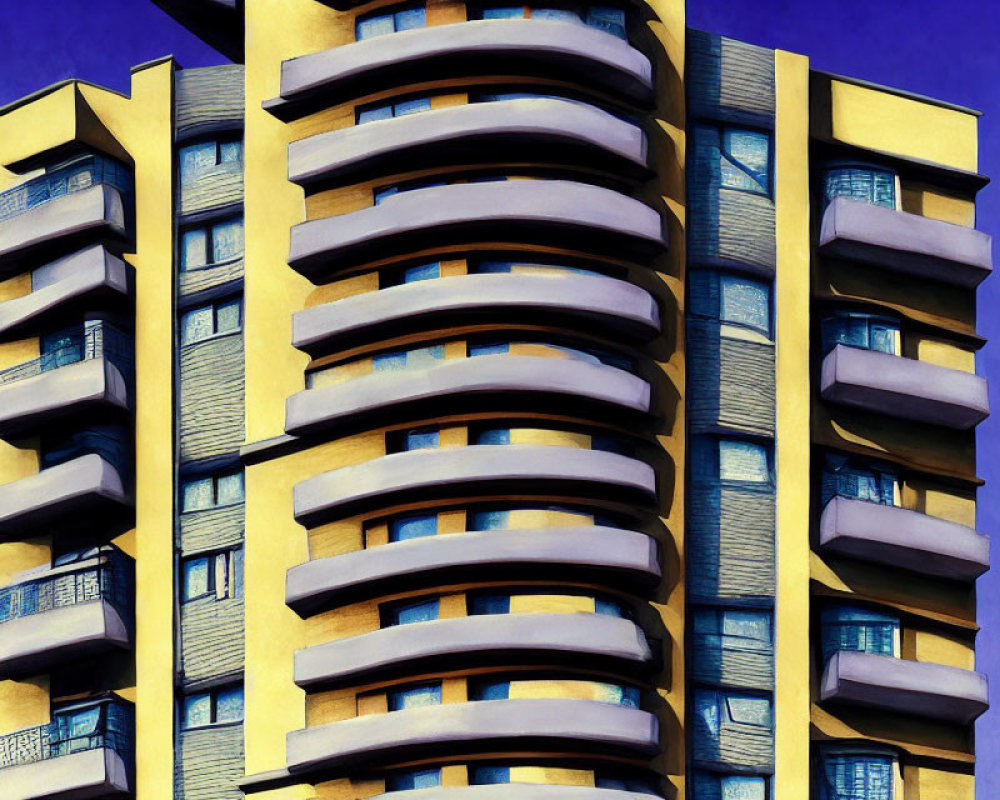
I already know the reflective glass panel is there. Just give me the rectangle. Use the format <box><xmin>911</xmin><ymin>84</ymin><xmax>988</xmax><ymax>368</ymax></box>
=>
<box><xmin>215</xmin><ymin>686</ymin><xmax>245</xmax><ymax>723</ymax></box>
<box><xmin>215</xmin><ymin>299</ymin><xmax>241</xmax><ymax>334</ymax></box>
<box><xmin>212</xmin><ymin>218</ymin><xmax>244</xmax><ymax>263</ymax></box>
<box><xmin>183</xmin><ymin>693</ymin><xmax>212</xmax><ymax>728</ymax></box>
<box><xmin>182</xmin><ymin>477</ymin><xmax>213</xmax><ymax>512</ymax></box>
<box><xmin>719</xmin><ymin>440</ymin><xmax>770</xmax><ymax>483</ymax></box>
<box><xmin>181</xmin><ymin>228</ymin><xmax>209</xmax><ymax>270</ymax></box>
<box><xmin>181</xmin><ymin>306</ymin><xmax>214</xmax><ymax>344</ymax></box>
<box><xmin>216</xmin><ymin>472</ymin><xmax>245</xmax><ymax>505</ymax></box>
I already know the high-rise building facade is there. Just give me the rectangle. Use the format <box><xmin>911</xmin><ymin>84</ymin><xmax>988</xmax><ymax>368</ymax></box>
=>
<box><xmin>0</xmin><ymin>2</ymin><xmax>991</xmax><ymax>800</ymax></box>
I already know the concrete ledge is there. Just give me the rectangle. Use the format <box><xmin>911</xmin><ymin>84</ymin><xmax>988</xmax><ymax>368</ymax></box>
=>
<box><xmin>295</xmin><ymin>613</ymin><xmax>652</xmax><ymax>689</ymax></box>
<box><xmin>288</xmin><ymin>180</ymin><xmax>666</xmax><ymax>281</ymax></box>
<box><xmin>271</xmin><ymin>20</ymin><xmax>653</xmax><ymax>116</ymax></box>
<box><xmin>819</xmin><ymin>196</ymin><xmax>992</xmax><ymax>288</ymax></box>
<box><xmin>293</xmin><ymin>445</ymin><xmax>657</xmax><ymax>526</ymax></box>
<box><xmin>0</xmin><ymin>185</ymin><xmax>126</xmax><ymax>270</ymax></box>
<box><xmin>820</xmin><ymin>650</ymin><xmax>988</xmax><ymax>724</ymax></box>
<box><xmin>819</xmin><ymin>496</ymin><xmax>989</xmax><ymax>581</ymax></box>
<box><xmin>0</xmin><ymin>359</ymin><xmax>129</xmax><ymax>439</ymax></box>
<box><xmin>0</xmin><ymin>600</ymin><xmax>129</xmax><ymax>679</ymax></box>
<box><xmin>0</xmin><ymin>246</ymin><xmax>131</xmax><ymax>339</ymax></box>
<box><xmin>287</xmin><ymin>357</ymin><xmax>650</xmax><ymax>437</ymax></box>
<box><xmin>1</xmin><ymin>747</ymin><xmax>130</xmax><ymax>800</ymax></box>
<box><xmin>292</xmin><ymin>273</ymin><xmax>660</xmax><ymax>355</ymax></box>
<box><xmin>289</xmin><ymin>98</ymin><xmax>649</xmax><ymax>186</ymax></box>
<box><xmin>287</xmin><ymin>527</ymin><xmax>660</xmax><ymax>614</ymax></box>
<box><xmin>820</xmin><ymin>345</ymin><xmax>989</xmax><ymax>429</ymax></box>
<box><xmin>0</xmin><ymin>454</ymin><xmax>131</xmax><ymax>538</ymax></box>
<box><xmin>286</xmin><ymin>699</ymin><xmax>659</xmax><ymax>775</ymax></box>
<box><xmin>367</xmin><ymin>788</ymin><xmax>656</xmax><ymax>800</ymax></box>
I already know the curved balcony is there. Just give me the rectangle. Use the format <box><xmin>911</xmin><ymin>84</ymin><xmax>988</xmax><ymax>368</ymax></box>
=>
<box><xmin>266</xmin><ymin>20</ymin><xmax>654</xmax><ymax>120</ymax></box>
<box><xmin>820</xmin><ymin>650</ymin><xmax>988</xmax><ymax>724</ymax></box>
<box><xmin>289</xmin><ymin>98</ymin><xmax>649</xmax><ymax>188</ymax></box>
<box><xmin>820</xmin><ymin>344</ymin><xmax>989</xmax><ymax>430</ymax></box>
<box><xmin>287</xmin><ymin>356</ymin><xmax>650</xmax><ymax>438</ymax></box>
<box><xmin>292</xmin><ymin>273</ymin><xmax>660</xmax><ymax>356</ymax></box>
<box><xmin>0</xmin><ymin>246</ymin><xmax>131</xmax><ymax>339</ymax></box>
<box><xmin>819</xmin><ymin>196</ymin><xmax>992</xmax><ymax>288</ymax></box>
<box><xmin>367</xmin><ymin>789</ymin><xmax>655</xmax><ymax>800</ymax></box>
<box><xmin>0</xmin><ymin>549</ymin><xmax>132</xmax><ymax>678</ymax></box>
<box><xmin>295</xmin><ymin>613</ymin><xmax>652</xmax><ymax>689</ymax></box>
<box><xmin>293</xmin><ymin>445</ymin><xmax>657</xmax><ymax>527</ymax></box>
<box><xmin>286</xmin><ymin>699</ymin><xmax>659</xmax><ymax>776</ymax></box>
<box><xmin>0</xmin><ymin>185</ymin><xmax>126</xmax><ymax>271</ymax></box>
<box><xmin>287</xmin><ymin>527</ymin><xmax>659</xmax><ymax>614</ymax></box>
<box><xmin>0</xmin><ymin>454</ymin><xmax>130</xmax><ymax>539</ymax></box>
<box><xmin>289</xmin><ymin>180</ymin><xmax>665</xmax><ymax>281</ymax></box>
<box><xmin>819</xmin><ymin>496</ymin><xmax>989</xmax><ymax>581</ymax></box>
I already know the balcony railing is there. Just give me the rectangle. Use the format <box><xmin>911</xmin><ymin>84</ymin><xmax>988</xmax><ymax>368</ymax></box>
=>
<box><xmin>0</xmin><ymin>320</ymin><xmax>133</xmax><ymax>388</ymax></box>
<box><xmin>0</xmin><ymin>155</ymin><xmax>132</xmax><ymax>225</ymax></box>
<box><xmin>0</xmin><ymin>548</ymin><xmax>133</xmax><ymax>630</ymax></box>
<box><xmin>0</xmin><ymin>697</ymin><xmax>133</xmax><ymax>772</ymax></box>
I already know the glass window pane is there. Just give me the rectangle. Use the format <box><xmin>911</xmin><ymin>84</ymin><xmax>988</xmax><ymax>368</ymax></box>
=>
<box><xmin>183</xmin><ymin>558</ymin><xmax>210</xmax><ymax>600</ymax></box>
<box><xmin>722</xmin><ymin>775</ymin><xmax>767</xmax><ymax>800</ymax></box>
<box><xmin>407</xmin><ymin>345</ymin><xmax>445</xmax><ymax>369</ymax></box>
<box><xmin>719</xmin><ymin>440</ymin><xmax>769</xmax><ymax>483</ymax></box>
<box><xmin>394</xmin><ymin>7</ymin><xmax>426</xmax><ymax>30</ymax></box>
<box><xmin>469</xmin><ymin>509</ymin><xmax>510</xmax><ymax>530</ymax></box>
<box><xmin>586</xmin><ymin>6</ymin><xmax>626</xmax><ymax>38</ymax></box>
<box><xmin>388</xmin><ymin>684</ymin><xmax>441</xmax><ymax>711</ymax></box>
<box><xmin>532</xmin><ymin>7</ymin><xmax>582</xmax><ymax>21</ymax></box>
<box><xmin>388</xmin><ymin>769</ymin><xmax>441</xmax><ymax>791</ymax></box>
<box><xmin>374</xmin><ymin>185</ymin><xmax>399</xmax><ymax>204</ymax></box>
<box><xmin>824</xmin><ymin>166</ymin><xmax>897</xmax><ymax>210</ymax></box>
<box><xmin>471</xmin><ymin>766</ymin><xmax>511</xmax><ymax>784</ymax></box>
<box><xmin>726</xmin><ymin>695</ymin><xmax>771</xmax><ymax>727</ymax></box>
<box><xmin>469</xmin><ymin>594</ymin><xmax>510</xmax><ymax>615</ymax></box>
<box><xmin>694</xmin><ymin>690</ymin><xmax>720</xmax><ymax>736</ymax></box>
<box><xmin>394</xmin><ymin>97</ymin><xmax>432</xmax><ymax>117</ymax></box>
<box><xmin>720</xmin><ymin>275</ymin><xmax>770</xmax><ymax>336</ymax></box>
<box><xmin>212</xmin><ymin>218</ymin><xmax>244</xmax><ymax>263</ymax></box>
<box><xmin>823</xmin><ymin>754</ymin><xmax>893</xmax><ymax>800</ymax></box>
<box><xmin>179</xmin><ymin>141</ymin><xmax>217</xmax><ymax>184</ymax></box>
<box><xmin>469</xmin><ymin>342</ymin><xmax>509</xmax><ymax>356</ymax></box>
<box><xmin>596</xmin><ymin>598</ymin><xmax>625</xmax><ymax>617</ymax></box>
<box><xmin>389</xmin><ymin>514</ymin><xmax>438</xmax><ymax>542</ymax></box>
<box><xmin>63</xmin><ymin>707</ymin><xmax>101</xmax><ymax>738</ymax></box>
<box><xmin>215</xmin><ymin>686</ymin><xmax>245</xmax><ymax>723</ymax></box>
<box><xmin>181</xmin><ymin>228</ymin><xmax>209</xmax><ymax>270</ymax></box>
<box><xmin>219</xmin><ymin>140</ymin><xmax>242</xmax><ymax>164</ymax></box>
<box><xmin>215</xmin><ymin>299</ymin><xmax>242</xmax><ymax>334</ymax></box>
<box><xmin>390</xmin><ymin>598</ymin><xmax>440</xmax><ymax>625</ymax></box>
<box><xmin>373</xmin><ymin>351</ymin><xmax>407</xmax><ymax>371</ymax></box>
<box><xmin>183</xmin><ymin>694</ymin><xmax>212</xmax><ymax>728</ymax></box>
<box><xmin>182</xmin><ymin>477</ymin><xmax>214</xmax><ymax>512</ymax></box>
<box><xmin>403</xmin><ymin>262</ymin><xmax>440</xmax><ymax>282</ymax></box>
<box><xmin>471</xmin><ymin>680</ymin><xmax>510</xmax><ymax>701</ymax></box>
<box><xmin>482</xmin><ymin>6</ymin><xmax>525</xmax><ymax>17</ymax></box>
<box><xmin>356</xmin><ymin>13</ymin><xmax>395</xmax><ymax>38</ymax></box>
<box><xmin>473</xmin><ymin>428</ymin><xmax>510</xmax><ymax>445</ymax></box>
<box><xmin>216</xmin><ymin>472</ymin><xmax>245</xmax><ymax>505</ymax></box>
<box><xmin>869</xmin><ymin>321</ymin><xmax>901</xmax><ymax>355</ymax></box>
<box><xmin>404</xmin><ymin>428</ymin><xmax>440</xmax><ymax>450</ymax></box>
<box><xmin>181</xmin><ymin>306</ymin><xmax>214</xmax><ymax>344</ymax></box>
<box><xmin>821</xmin><ymin>605</ymin><xmax>899</xmax><ymax>663</ymax></box>
<box><xmin>358</xmin><ymin>103</ymin><xmax>394</xmax><ymax>124</ymax></box>
<box><xmin>724</xmin><ymin>130</ymin><xmax>770</xmax><ymax>191</ymax></box>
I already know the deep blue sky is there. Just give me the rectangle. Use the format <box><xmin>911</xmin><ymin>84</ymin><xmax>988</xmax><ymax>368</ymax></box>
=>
<box><xmin>1</xmin><ymin>0</ymin><xmax>997</xmax><ymax>793</ymax></box>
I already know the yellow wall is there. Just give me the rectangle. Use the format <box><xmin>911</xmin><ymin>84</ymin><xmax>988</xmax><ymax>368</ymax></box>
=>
<box><xmin>829</xmin><ymin>80</ymin><xmax>979</xmax><ymax>173</ymax></box>
<box><xmin>774</xmin><ymin>48</ymin><xmax>812</xmax><ymax>798</ymax></box>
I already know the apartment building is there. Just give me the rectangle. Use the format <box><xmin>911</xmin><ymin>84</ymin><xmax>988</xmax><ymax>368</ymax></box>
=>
<box><xmin>0</xmin><ymin>1</ymin><xmax>990</xmax><ymax>799</ymax></box>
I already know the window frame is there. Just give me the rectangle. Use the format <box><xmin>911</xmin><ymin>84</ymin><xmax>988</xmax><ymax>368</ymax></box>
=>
<box><xmin>180</xmin><ymin>684</ymin><xmax>245</xmax><ymax>730</ymax></box>
<box><xmin>181</xmin><ymin>548</ymin><xmax>243</xmax><ymax>603</ymax></box>
<box><xmin>181</xmin><ymin>470</ymin><xmax>245</xmax><ymax>514</ymax></box>
<box><xmin>180</xmin><ymin>297</ymin><xmax>243</xmax><ymax>345</ymax></box>
<box><xmin>355</xmin><ymin>4</ymin><xmax>426</xmax><ymax>40</ymax></box>
<box><xmin>695</xmin><ymin>122</ymin><xmax>774</xmax><ymax>198</ymax></box>
<box><xmin>178</xmin><ymin>137</ymin><xmax>243</xmax><ymax>187</ymax></box>
<box><xmin>179</xmin><ymin>216</ymin><xmax>245</xmax><ymax>272</ymax></box>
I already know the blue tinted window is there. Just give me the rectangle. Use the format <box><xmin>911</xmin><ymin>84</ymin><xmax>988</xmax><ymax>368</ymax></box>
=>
<box><xmin>533</xmin><ymin>7</ymin><xmax>581</xmax><ymax>21</ymax></box>
<box><xmin>356</xmin><ymin>6</ymin><xmax>425</xmax><ymax>39</ymax></box>
<box><xmin>469</xmin><ymin>343</ymin><xmax>510</xmax><ymax>356</ymax></box>
<box><xmin>389</xmin><ymin>514</ymin><xmax>438</xmax><ymax>542</ymax></box>
<box><xmin>596</xmin><ymin>598</ymin><xmax>625</xmax><ymax>617</ymax></box>
<box><xmin>693</xmin><ymin>773</ymin><xmax>767</xmax><ymax>800</ymax></box>
<box><xmin>179</xmin><ymin>139</ymin><xmax>241</xmax><ymax>185</ymax></box>
<box><xmin>388</xmin><ymin>683</ymin><xmax>442</xmax><ymax>711</ymax></box>
<box><xmin>821</xmin><ymin>453</ymin><xmax>898</xmax><ymax>506</ymax></box>
<box><xmin>216</xmin><ymin>686</ymin><xmax>244</xmax><ymax>723</ymax></box>
<box><xmin>688</xmin><ymin>273</ymin><xmax>772</xmax><ymax>337</ymax></box>
<box><xmin>387</xmin><ymin>597</ymin><xmax>440</xmax><ymax>625</ymax></box>
<box><xmin>387</xmin><ymin>769</ymin><xmax>442</xmax><ymax>791</ymax></box>
<box><xmin>470</xmin><ymin>680</ymin><xmax>511</xmax><ymax>701</ymax></box>
<box><xmin>482</xmin><ymin>6</ymin><xmax>525</xmax><ymax>17</ymax></box>
<box><xmin>586</xmin><ymin>6</ymin><xmax>626</xmax><ymax>38</ymax></box>
<box><xmin>357</xmin><ymin>103</ymin><xmax>395</xmax><ymax>124</ymax></box>
<box><xmin>374</xmin><ymin>185</ymin><xmax>399</xmax><ymax>205</ymax></box>
<box><xmin>823</xmin><ymin>165</ymin><xmax>897</xmax><ymax>210</ymax></box>
<box><xmin>819</xmin><ymin>753</ymin><xmax>893</xmax><ymax>800</ymax></box>
<box><xmin>403</xmin><ymin>428</ymin><xmax>440</xmax><ymax>451</ymax></box>
<box><xmin>473</xmin><ymin>428</ymin><xmax>510</xmax><ymax>445</ymax></box>
<box><xmin>404</xmin><ymin>262</ymin><xmax>440</xmax><ymax>282</ymax></box>
<box><xmin>470</xmin><ymin>766</ymin><xmax>511</xmax><ymax>784</ymax></box>
<box><xmin>719</xmin><ymin>440</ymin><xmax>770</xmax><ymax>483</ymax></box>
<box><xmin>469</xmin><ymin>510</ymin><xmax>510</xmax><ymax>530</ymax></box>
<box><xmin>182</xmin><ymin>684</ymin><xmax>243</xmax><ymax>729</ymax></box>
<box><xmin>373</xmin><ymin>351</ymin><xmax>408</xmax><ymax>371</ymax></box>
<box><xmin>821</xmin><ymin>313</ymin><xmax>900</xmax><ymax>357</ymax></box>
<box><xmin>395</xmin><ymin>97</ymin><xmax>431</xmax><ymax>116</ymax></box>
<box><xmin>821</xmin><ymin>606</ymin><xmax>899</xmax><ymax>663</ymax></box>
<box><xmin>696</xmin><ymin>124</ymin><xmax>771</xmax><ymax>196</ymax></box>
<box><xmin>469</xmin><ymin>594</ymin><xmax>511</xmax><ymax>614</ymax></box>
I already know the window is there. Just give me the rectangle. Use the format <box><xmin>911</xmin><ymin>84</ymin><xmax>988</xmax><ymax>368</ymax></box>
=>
<box><xmin>690</xmin><ymin>271</ymin><xmax>772</xmax><ymax>340</ymax></box>
<box><xmin>372</xmin><ymin>345</ymin><xmax>444</xmax><ymax>371</ymax></box>
<box><xmin>696</xmin><ymin>124</ymin><xmax>771</xmax><ymax>196</ymax></box>
<box><xmin>475</xmin><ymin>4</ymin><xmax>627</xmax><ymax>38</ymax></box>
<box><xmin>387</xmin><ymin>427</ymin><xmax>440</xmax><ymax>453</ymax></box>
<box><xmin>470</xmin><ymin>766</ymin><xmax>511</xmax><ymax>785</ymax></box>
<box><xmin>182</xmin><ymin>685</ymin><xmax>244</xmax><ymax>729</ymax></box>
<box><xmin>471</xmin><ymin>678</ymin><xmax>639</xmax><ymax>706</ymax></box>
<box><xmin>821</xmin><ymin>453</ymin><xmax>899</xmax><ymax>507</ymax></box>
<box><xmin>181</xmin><ymin>549</ymin><xmax>243</xmax><ymax>602</ymax></box>
<box><xmin>388</xmin><ymin>514</ymin><xmax>438</xmax><ymax>542</ymax></box>
<box><xmin>381</xmin><ymin>262</ymin><xmax>441</xmax><ymax>287</ymax></box>
<box><xmin>41</xmin><ymin>326</ymin><xmax>86</xmax><ymax>371</ymax></box>
<box><xmin>181</xmin><ymin>298</ymin><xmax>241</xmax><ymax>344</ymax></box>
<box><xmin>469</xmin><ymin>342</ymin><xmax>510</xmax><ymax>357</ymax></box>
<box><xmin>357</xmin><ymin>96</ymin><xmax>432</xmax><ymax>124</ymax></box>
<box><xmin>471</xmin><ymin>428</ymin><xmax>510</xmax><ymax>445</ymax></box>
<box><xmin>384</xmin><ymin>597</ymin><xmax>440</xmax><ymax>626</ymax></box>
<box><xmin>693</xmin><ymin>772</ymin><xmax>768</xmax><ymax>800</ymax></box>
<box><xmin>179</xmin><ymin>138</ymin><xmax>242</xmax><ymax>186</ymax></box>
<box><xmin>468</xmin><ymin>509</ymin><xmax>510</xmax><ymax>530</ymax></box>
<box><xmin>822</xmin><ymin>163</ymin><xmax>898</xmax><ymax>211</ymax></box>
<box><xmin>818</xmin><ymin>751</ymin><xmax>894</xmax><ymax>800</ymax></box>
<box><xmin>719</xmin><ymin>439</ymin><xmax>771</xmax><ymax>483</ymax></box>
<box><xmin>388</xmin><ymin>683</ymin><xmax>442</xmax><ymax>711</ymax></box>
<box><xmin>356</xmin><ymin>5</ymin><xmax>425</xmax><ymax>39</ymax></box>
<box><xmin>182</xmin><ymin>471</ymin><xmax>244</xmax><ymax>512</ymax></box>
<box><xmin>694</xmin><ymin>608</ymin><xmax>772</xmax><ymax>656</ymax></box>
<box><xmin>181</xmin><ymin>217</ymin><xmax>244</xmax><ymax>270</ymax></box>
<box><xmin>821</xmin><ymin>606</ymin><xmax>900</xmax><ymax>663</ymax></box>
<box><xmin>694</xmin><ymin>690</ymin><xmax>772</xmax><ymax>753</ymax></box>
<box><xmin>820</xmin><ymin>313</ymin><xmax>900</xmax><ymax>357</ymax></box>
<box><xmin>386</xmin><ymin>769</ymin><xmax>441</xmax><ymax>791</ymax></box>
